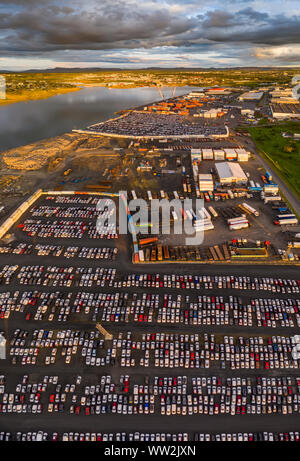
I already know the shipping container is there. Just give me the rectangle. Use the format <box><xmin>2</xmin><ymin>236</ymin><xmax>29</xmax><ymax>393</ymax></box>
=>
<box><xmin>242</xmin><ymin>202</ymin><xmax>259</xmax><ymax>217</ymax></box>
<box><xmin>157</xmin><ymin>245</ymin><xmax>163</xmax><ymax>261</ymax></box>
<box><xmin>275</xmin><ymin>218</ymin><xmax>298</xmax><ymax>226</ymax></box>
<box><xmin>208</xmin><ymin>206</ymin><xmax>218</xmax><ymax>218</ymax></box>
<box><xmin>163</xmin><ymin>245</ymin><xmax>170</xmax><ymax>260</ymax></box>
<box><xmin>139</xmin><ymin>237</ymin><xmax>158</xmax><ymax>246</ymax></box>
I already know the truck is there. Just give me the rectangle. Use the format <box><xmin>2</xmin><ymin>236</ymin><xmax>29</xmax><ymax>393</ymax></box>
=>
<box><xmin>230</xmin><ymin>222</ymin><xmax>249</xmax><ymax>230</ymax></box>
<box><xmin>139</xmin><ymin>237</ymin><xmax>158</xmax><ymax>246</ymax></box>
<box><xmin>277</xmin><ymin>214</ymin><xmax>297</xmax><ymax>219</ymax></box>
<box><xmin>242</xmin><ymin>202</ymin><xmax>259</xmax><ymax>217</ymax></box>
<box><xmin>265</xmin><ymin>171</ymin><xmax>273</xmax><ymax>182</ymax></box>
<box><xmin>157</xmin><ymin>245</ymin><xmax>163</xmax><ymax>261</ymax></box>
<box><xmin>131</xmin><ymin>190</ymin><xmax>137</xmax><ymax>201</ymax></box>
<box><xmin>274</xmin><ymin>218</ymin><xmax>298</xmax><ymax>226</ymax></box>
<box><xmin>208</xmin><ymin>206</ymin><xmax>218</xmax><ymax>218</ymax></box>
<box><xmin>202</xmin><ymin>208</ymin><xmax>211</xmax><ymax>220</ymax></box>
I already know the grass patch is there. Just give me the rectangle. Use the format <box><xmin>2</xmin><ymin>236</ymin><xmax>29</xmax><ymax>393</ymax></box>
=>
<box><xmin>0</xmin><ymin>86</ymin><xmax>81</xmax><ymax>106</ymax></box>
<box><xmin>247</xmin><ymin>121</ymin><xmax>300</xmax><ymax>199</ymax></box>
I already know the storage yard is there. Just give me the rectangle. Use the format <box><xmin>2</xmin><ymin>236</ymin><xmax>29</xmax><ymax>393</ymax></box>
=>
<box><xmin>0</xmin><ymin>86</ymin><xmax>300</xmax><ymax>444</ymax></box>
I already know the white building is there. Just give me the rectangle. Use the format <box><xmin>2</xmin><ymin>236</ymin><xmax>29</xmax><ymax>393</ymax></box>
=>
<box><xmin>239</xmin><ymin>92</ymin><xmax>264</xmax><ymax>101</ymax></box>
<box><xmin>216</xmin><ymin>162</ymin><xmax>248</xmax><ymax>185</ymax></box>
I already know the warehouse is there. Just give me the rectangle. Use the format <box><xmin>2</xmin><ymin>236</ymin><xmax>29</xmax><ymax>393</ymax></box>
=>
<box><xmin>271</xmin><ymin>103</ymin><xmax>300</xmax><ymax>120</ymax></box>
<box><xmin>239</xmin><ymin>91</ymin><xmax>264</xmax><ymax>101</ymax></box>
<box><xmin>216</xmin><ymin>162</ymin><xmax>248</xmax><ymax>185</ymax></box>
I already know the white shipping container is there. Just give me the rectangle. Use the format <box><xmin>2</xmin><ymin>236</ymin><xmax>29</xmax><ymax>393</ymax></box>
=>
<box><xmin>208</xmin><ymin>206</ymin><xmax>218</xmax><ymax>218</ymax></box>
<box><xmin>198</xmin><ymin>209</ymin><xmax>205</xmax><ymax>219</ymax></box>
<box><xmin>242</xmin><ymin>202</ymin><xmax>259</xmax><ymax>216</ymax></box>
<box><xmin>230</xmin><ymin>223</ymin><xmax>249</xmax><ymax>230</ymax></box>
<box><xmin>277</xmin><ymin>219</ymin><xmax>298</xmax><ymax>226</ymax></box>
<box><xmin>202</xmin><ymin>208</ymin><xmax>211</xmax><ymax>220</ymax></box>
<box><xmin>228</xmin><ymin>221</ymin><xmax>249</xmax><ymax>227</ymax></box>
<box><xmin>138</xmin><ymin>250</ymin><xmax>145</xmax><ymax>262</ymax></box>
<box><xmin>227</xmin><ymin>217</ymin><xmax>248</xmax><ymax>224</ymax></box>
<box><xmin>264</xmin><ymin>196</ymin><xmax>282</xmax><ymax>203</ymax></box>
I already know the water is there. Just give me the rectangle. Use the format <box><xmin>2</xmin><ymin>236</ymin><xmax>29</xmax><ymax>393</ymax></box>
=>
<box><xmin>0</xmin><ymin>86</ymin><xmax>195</xmax><ymax>151</ymax></box>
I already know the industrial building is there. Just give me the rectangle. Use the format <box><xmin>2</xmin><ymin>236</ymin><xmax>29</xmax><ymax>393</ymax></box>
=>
<box><xmin>216</xmin><ymin>162</ymin><xmax>248</xmax><ymax>185</ymax></box>
<box><xmin>271</xmin><ymin>103</ymin><xmax>300</xmax><ymax>120</ymax></box>
<box><xmin>239</xmin><ymin>91</ymin><xmax>264</xmax><ymax>101</ymax></box>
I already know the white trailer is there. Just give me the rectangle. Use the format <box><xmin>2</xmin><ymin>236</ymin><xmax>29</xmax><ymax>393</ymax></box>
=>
<box><xmin>242</xmin><ymin>202</ymin><xmax>259</xmax><ymax>217</ymax></box>
<box><xmin>208</xmin><ymin>206</ymin><xmax>218</xmax><ymax>218</ymax></box>
<box><xmin>202</xmin><ymin>208</ymin><xmax>211</xmax><ymax>220</ymax></box>
<box><xmin>264</xmin><ymin>195</ymin><xmax>282</xmax><ymax>204</ymax></box>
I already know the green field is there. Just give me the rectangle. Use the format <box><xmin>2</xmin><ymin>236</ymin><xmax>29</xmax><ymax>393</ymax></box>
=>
<box><xmin>248</xmin><ymin>122</ymin><xmax>300</xmax><ymax>199</ymax></box>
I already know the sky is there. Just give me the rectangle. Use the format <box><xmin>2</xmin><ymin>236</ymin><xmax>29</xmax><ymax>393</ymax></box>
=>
<box><xmin>0</xmin><ymin>0</ymin><xmax>299</xmax><ymax>70</ymax></box>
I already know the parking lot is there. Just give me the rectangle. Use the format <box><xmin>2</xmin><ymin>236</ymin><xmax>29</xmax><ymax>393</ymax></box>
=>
<box><xmin>0</xmin><ymin>208</ymin><xmax>299</xmax><ymax>440</ymax></box>
<box><xmin>0</xmin><ymin>189</ymin><xmax>299</xmax><ymax>442</ymax></box>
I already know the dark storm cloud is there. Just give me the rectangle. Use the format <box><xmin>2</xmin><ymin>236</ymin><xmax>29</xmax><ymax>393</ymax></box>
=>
<box><xmin>0</xmin><ymin>3</ymin><xmax>197</xmax><ymax>53</ymax></box>
<box><xmin>0</xmin><ymin>0</ymin><xmax>299</xmax><ymax>67</ymax></box>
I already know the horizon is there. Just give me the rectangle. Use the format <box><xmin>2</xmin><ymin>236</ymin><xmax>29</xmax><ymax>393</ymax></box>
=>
<box><xmin>2</xmin><ymin>65</ymin><xmax>300</xmax><ymax>74</ymax></box>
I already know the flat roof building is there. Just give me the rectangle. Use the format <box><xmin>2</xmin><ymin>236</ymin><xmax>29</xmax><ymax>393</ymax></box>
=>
<box><xmin>271</xmin><ymin>103</ymin><xmax>300</xmax><ymax>120</ymax></box>
<box><xmin>216</xmin><ymin>162</ymin><xmax>248</xmax><ymax>185</ymax></box>
<box><xmin>239</xmin><ymin>91</ymin><xmax>264</xmax><ymax>101</ymax></box>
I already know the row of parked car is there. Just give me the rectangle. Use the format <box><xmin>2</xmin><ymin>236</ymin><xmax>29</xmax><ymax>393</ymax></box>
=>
<box><xmin>0</xmin><ymin>243</ymin><xmax>118</xmax><ymax>261</ymax></box>
<box><xmin>1</xmin><ymin>287</ymin><xmax>299</xmax><ymax>328</ymax></box>
<box><xmin>2</xmin><ymin>431</ymin><xmax>300</xmax><ymax>442</ymax></box>
<box><xmin>1</xmin><ymin>264</ymin><xmax>299</xmax><ymax>293</ymax></box>
<box><xmin>20</xmin><ymin>219</ymin><xmax>118</xmax><ymax>239</ymax></box>
<box><xmin>30</xmin><ymin>205</ymin><xmax>103</xmax><ymax>219</ymax></box>
<box><xmin>6</xmin><ymin>329</ymin><xmax>300</xmax><ymax>370</ymax></box>
<box><xmin>2</xmin><ymin>430</ymin><xmax>300</xmax><ymax>442</ymax></box>
<box><xmin>2</xmin><ymin>372</ymin><xmax>300</xmax><ymax>416</ymax></box>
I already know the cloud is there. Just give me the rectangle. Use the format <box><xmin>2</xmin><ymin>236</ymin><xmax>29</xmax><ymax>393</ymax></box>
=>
<box><xmin>0</xmin><ymin>0</ymin><xmax>299</xmax><ymax>68</ymax></box>
<box><xmin>255</xmin><ymin>44</ymin><xmax>300</xmax><ymax>62</ymax></box>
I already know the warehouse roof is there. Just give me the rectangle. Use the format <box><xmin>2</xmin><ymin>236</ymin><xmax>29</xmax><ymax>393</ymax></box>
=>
<box><xmin>216</xmin><ymin>162</ymin><xmax>247</xmax><ymax>181</ymax></box>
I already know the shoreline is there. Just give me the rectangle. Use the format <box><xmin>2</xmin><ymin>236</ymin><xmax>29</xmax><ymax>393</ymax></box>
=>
<box><xmin>0</xmin><ymin>83</ymin><xmax>198</xmax><ymax>108</ymax></box>
<box><xmin>0</xmin><ymin>85</ymin><xmax>82</xmax><ymax>107</ymax></box>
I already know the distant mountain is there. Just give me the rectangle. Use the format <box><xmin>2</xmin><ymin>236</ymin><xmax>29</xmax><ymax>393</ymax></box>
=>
<box><xmin>1</xmin><ymin>66</ymin><xmax>299</xmax><ymax>73</ymax></box>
